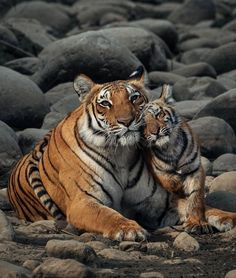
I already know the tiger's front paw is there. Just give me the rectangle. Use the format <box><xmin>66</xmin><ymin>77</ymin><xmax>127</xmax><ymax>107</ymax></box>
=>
<box><xmin>184</xmin><ymin>218</ymin><xmax>214</xmax><ymax>234</ymax></box>
<box><xmin>207</xmin><ymin>215</ymin><xmax>234</xmax><ymax>232</ymax></box>
<box><xmin>104</xmin><ymin>219</ymin><xmax>148</xmax><ymax>242</ymax></box>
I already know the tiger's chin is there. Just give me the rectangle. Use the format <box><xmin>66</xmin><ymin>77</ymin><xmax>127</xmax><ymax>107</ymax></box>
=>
<box><xmin>154</xmin><ymin>135</ymin><xmax>170</xmax><ymax>148</ymax></box>
<box><xmin>118</xmin><ymin>131</ymin><xmax>140</xmax><ymax>147</ymax></box>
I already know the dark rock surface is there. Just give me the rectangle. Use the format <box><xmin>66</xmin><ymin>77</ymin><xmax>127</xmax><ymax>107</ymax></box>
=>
<box><xmin>0</xmin><ymin>66</ymin><xmax>49</xmax><ymax>129</ymax></box>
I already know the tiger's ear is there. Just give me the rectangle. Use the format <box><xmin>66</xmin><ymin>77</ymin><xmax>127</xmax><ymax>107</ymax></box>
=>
<box><xmin>73</xmin><ymin>74</ymin><xmax>95</xmax><ymax>101</ymax></box>
<box><xmin>128</xmin><ymin>65</ymin><xmax>145</xmax><ymax>85</ymax></box>
<box><xmin>159</xmin><ymin>84</ymin><xmax>174</xmax><ymax>104</ymax></box>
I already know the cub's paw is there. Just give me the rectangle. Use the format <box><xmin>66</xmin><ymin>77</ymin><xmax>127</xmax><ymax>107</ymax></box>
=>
<box><xmin>184</xmin><ymin>219</ymin><xmax>214</xmax><ymax>234</ymax></box>
<box><xmin>207</xmin><ymin>215</ymin><xmax>234</xmax><ymax>232</ymax></box>
<box><xmin>104</xmin><ymin>219</ymin><xmax>148</xmax><ymax>242</ymax></box>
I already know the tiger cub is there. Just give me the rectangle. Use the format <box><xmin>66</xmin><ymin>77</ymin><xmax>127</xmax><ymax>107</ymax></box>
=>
<box><xmin>143</xmin><ymin>85</ymin><xmax>211</xmax><ymax>234</ymax></box>
<box><xmin>8</xmin><ymin>66</ymin><xmax>149</xmax><ymax>241</ymax></box>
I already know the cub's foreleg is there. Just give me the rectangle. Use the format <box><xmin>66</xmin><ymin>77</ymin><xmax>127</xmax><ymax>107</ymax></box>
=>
<box><xmin>182</xmin><ymin>167</ymin><xmax>212</xmax><ymax>234</ymax></box>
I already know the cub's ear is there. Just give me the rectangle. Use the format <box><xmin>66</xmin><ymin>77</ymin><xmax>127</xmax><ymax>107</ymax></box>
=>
<box><xmin>128</xmin><ymin>65</ymin><xmax>145</xmax><ymax>85</ymax></box>
<box><xmin>160</xmin><ymin>84</ymin><xmax>174</xmax><ymax>104</ymax></box>
<box><xmin>73</xmin><ymin>74</ymin><xmax>95</xmax><ymax>101</ymax></box>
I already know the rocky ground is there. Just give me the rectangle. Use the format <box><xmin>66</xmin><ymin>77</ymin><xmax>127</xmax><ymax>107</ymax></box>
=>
<box><xmin>0</xmin><ymin>0</ymin><xmax>236</xmax><ymax>277</ymax></box>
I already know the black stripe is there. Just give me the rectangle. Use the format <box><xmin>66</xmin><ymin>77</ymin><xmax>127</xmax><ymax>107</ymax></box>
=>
<box><xmin>31</xmin><ymin>178</ymin><xmax>41</xmax><ymax>184</ymax></box>
<box><xmin>33</xmin><ymin>183</ymin><xmax>43</xmax><ymax>190</ymax></box>
<box><xmin>37</xmin><ymin>190</ymin><xmax>47</xmax><ymax>198</ymax></box>
<box><xmin>127</xmin><ymin>157</ymin><xmax>144</xmax><ymax>189</ymax></box>
<box><xmin>75</xmin><ymin>181</ymin><xmax>104</xmax><ymax>204</ymax></box>
<box><xmin>176</xmin><ymin>129</ymin><xmax>188</xmax><ymax>161</ymax></box>
<box><xmin>91</xmin><ymin>103</ymin><xmax>104</xmax><ymax>129</ymax></box>
<box><xmin>28</xmin><ymin>165</ymin><xmax>38</xmax><ymax>176</ymax></box>
<box><xmin>75</xmin><ymin>123</ymin><xmax>115</xmax><ymax>170</ymax></box>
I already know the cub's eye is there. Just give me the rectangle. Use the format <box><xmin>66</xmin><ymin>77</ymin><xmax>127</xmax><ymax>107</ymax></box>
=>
<box><xmin>130</xmin><ymin>93</ymin><xmax>140</xmax><ymax>103</ymax></box>
<box><xmin>99</xmin><ymin>100</ymin><xmax>112</xmax><ymax>108</ymax></box>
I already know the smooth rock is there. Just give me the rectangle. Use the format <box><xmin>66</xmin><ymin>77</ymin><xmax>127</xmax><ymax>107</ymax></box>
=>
<box><xmin>205</xmin><ymin>191</ymin><xmax>236</xmax><ymax>212</ymax></box>
<box><xmin>0</xmin><ymin>188</ymin><xmax>11</xmax><ymax>210</ymax></box>
<box><xmin>173</xmin><ymin>232</ymin><xmax>199</xmax><ymax>252</ymax></box>
<box><xmin>0</xmin><ymin>66</ymin><xmax>49</xmax><ymax>129</ymax></box>
<box><xmin>0</xmin><ymin>260</ymin><xmax>31</xmax><ymax>278</ymax></box>
<box><xmin>0</xmin><ymin>121</ymin><xmax>22</xmax><ymax>187</ymax></box>
<box><xmin>129</xmin><ymin>18</ymin><xmax>178</xmax><ymax>50</ymax></box>
<box><xmin>173</xmin><ymin>77</ymin><xmax>226</xmax><ymax>101</ymax></box>
<box><xmin>51</xmin><ymin>95</ymin><xmax>80</xmax><ymax>115</ymax></box>
<box><xmin>212</xmin><ymin>155</ymin><xmax>236</xmax><ymax>176</ymax></box>
<box><xmin>4</xmin><ymin>57</ymin><xmax>40</xmax><ymax>75</ymax></box>
<box><xmin>41</xmin><ymin>112</ymin><xmax>65</xmax><ymax>130</ymax></box>
<box><xmin>23</xmin><ymin>260</ymin><xmax>40</xmax><ymax>271</ymax></box>
<box><xmin>179</xmin><ymin>38</ymin><xmax>219</xmax><ymax>52</ymax></box>
<box><xmin>86</xmin><ymin>241</ymin><xmax>108</xmax><ymax>253</ymax></box>
<box><xmin>168</xmin><ymin>0</ymin><xmax>216</xmax><ymax>25</ymax></box>
<box><xmin>5</xmin><ymin>1</ymin><xmax>72</xmax><ymax>34</ymax></box>
<box><xmin>140</xmin><ymin>272</ymin><xmax>164</xmax><ymax>278</ymax></box>
<box><xmin>119</xmin><ymin>241</ymin><xmax>147</xmax><ymax>252</ymax></box>
<box><xmin>98</xmin><ymin>248</ymin><xmax>141</xmax><ymax>261</ymax></box>
<box><xmin>146</xmin><ymin>242</ymin><xmax>169</xmax><ymax>255</ymax></box>
<box><xmin>148</xmin><ymin>71</ymin><xmax>184</xmax><ymax>89</ymax></box>
<box><xmin>174</xmin><ymin>100</ymin><xmax>210</xmax><ymax>120</ymax></box>
<box><xmin>189</xmin><ymin>117</ymin><xmax>236</xmax><ymax>159</ymax></box>
<box><xmin>32</xmin><ymin>31</ymin><xmax>141</xmax><ymax>92</ymax></box>
<box><xmin>217</xmin><ymin>76</ymin><xmax>236</xmax><ymax>91</ymax></box>
<box><xmin>0</xmin><ymin>209</ymin><xmax>14</xmax><ymax>241</ymax></box>
<box><xmin>33</xmin><ymin>258</ymin><xmax>95</xmax><ymax>278</ymax></box>
<box><xmin>194</xmin><ymin>89</ymin><xmax>236</xmax><ymax>133</ymax></box>
<box><xmin>172</xmin><ymin>62</ymin><xmax>217</xmax><ymax>78</ymax></box>
<box><xmin>46</xmin><ymin>239</ymin><xmax>97</xmax><ymax>263</ymax></box>
<box><xmin>225</xmin><ymin>269</ymin><xmax>236</xmax><ymax>278</ymax></box>
<box><xmin>204</xmin><ymin>42</ymin><xmax>236</xmax><ymax>74</ymax></box>
<box><xmin>4</xmin><ymin>18</ymin><xmax>55</xmax><ymax>54</ymax></box>
<box><xmin>45</xmin><ymin>82</ymin><xmax>75</xmax><ymax>106</ymax></box>
<box><xmin>209</xmin><ymin>172</ymin><xmax>236</xmax><ymax>194</ymax></box>
<box><xmin>17</xmin><ymin>128</ymin><xmax>49</xmax><ymax>155</ymax></box>
<box><xmin>180</xmin><ymin>48</ymin><xmax>211</xmax><ymax>65</ymax></box>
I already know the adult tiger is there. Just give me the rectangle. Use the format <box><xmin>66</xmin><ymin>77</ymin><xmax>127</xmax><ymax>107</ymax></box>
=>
<box><xmin>8</xmin><ymin>66</ymin><xmax>152</xmax><ymax>241</ymax></box>
<box><xmin>143</xmin><ymin>84</ymin><xmax>236</xmax><ymax>233</ymax></box>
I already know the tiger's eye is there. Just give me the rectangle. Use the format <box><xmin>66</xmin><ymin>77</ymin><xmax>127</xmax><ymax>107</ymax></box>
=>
<box><xmin>130</xmin><ymin>94</ymin><xmax>139</xmax><ymax>103</ymax></box>
<box><xmin>99</xmin><ymin>100</ymin><xmax>112</xmax><ymax>108</ymax></box>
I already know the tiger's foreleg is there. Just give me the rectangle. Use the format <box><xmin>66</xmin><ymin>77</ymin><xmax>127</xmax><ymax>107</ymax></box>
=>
<box><xmin>180</xmin><ymin>167</ymin><xmax>213</xmax><ymax>234</ymax></box>
<box><xmin>67</xmin><ymin>193</ymin><xmax>147</xmax><ymax>241</ymax></box>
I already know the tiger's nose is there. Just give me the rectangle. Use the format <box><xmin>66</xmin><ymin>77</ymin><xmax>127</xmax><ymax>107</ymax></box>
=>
<box><xmin>117</xmin><ymin>116</ymin><xmax>134</xmax><ymax>127</ymax></box>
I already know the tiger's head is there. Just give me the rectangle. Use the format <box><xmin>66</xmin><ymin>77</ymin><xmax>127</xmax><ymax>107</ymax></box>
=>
<box><xmin>74</xmin><ymin>66</ymin><xmax>148</xmax><ymax>147</ymax></box>
<box><xmin>144</xmin><ymin>85</ymin><xmax>181</xmax><ymax>148</ymax></box>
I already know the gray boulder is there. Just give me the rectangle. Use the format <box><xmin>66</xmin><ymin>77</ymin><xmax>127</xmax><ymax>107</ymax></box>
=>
<box><xmin>3</xmin><ymin>18</ymin><xmax>55</xmax><ymax>55</ymax></box>
<box><xmin>0</xmin><ymin>121</ymin><xmax>22</xmax><ymax>188</ymax></box>
<box><xmin>32</xmin><ymin>31</ymin><xmax>143</xmax><ymax>91</ymax></box>
<box><xmin>212</xmin><ymin>154</ymin><xmax>236</xmax><ymax>176</ymax></box>
<box><xmin>206</xmin><ymin>191</ymin><xmax>236</xmax><ymax>212</ymax></box>
<box><xmin>209</xmin><ymin>171</ymin><xmax>236</xmax><ymax>194</ymax></box>
<box><xmin>173</xmin><ymin>77</ymin><xmax>226</xmax><ymax>101</ymax></box>
<box><xmin>168</xmin><ymin>0</ymin><xmax>216</xmax><ymax>25</ymax></box>
<box><xmin>172</xmin><ymin>62</ymin><xmax>217</xmax><ymax>78</ymax></box>
<box><xmin>174</xmin><ymin>100</ymin><xmax>210</xmax><ymax>120</ymax></box>
<box><xmin>0</xmin><ymin>66</ymin><xmax>49</xmax><ymax>129</ymax></box>
<box><xmin>4</xmin><ymin>1</ymin><xmax>72</xmax><ymax>34</ymax></box>
<box><xmin>17</xmin><ymin>128</ymin><xmax>49</xmax><ymax>155</ymax></box>
<box><xmin>51</xmin><ymin>95</ymin><xmax>80</xmax><ymax>115</ymax></box>
<box><xmin>45</xmin><ymin>82</ymin><xmax>76</xmax><ymax>106</ymax></box>
<box><xmin>203</xmin><ymin>42</ymin><xmax>236</xmax><ymax>74</ymax></box>
<box><xmin>42</xmin><ymin>112</ymin><xmax>65</xmax><ymax>130</ymax></box>
<box><xmin>194</xmin><ymin>89</ymin><xmax>236</xmax><ymax>133</ymax></box>
<box><xmin>33</xmin><ymin>258</ymin><xmax>95</xmax><ymax>278</ymax></box>
<box><xmin>0</xmin><ymin>260</ymin><xmax>31</xmax><ymax>278</ymax></box>
<box><xmin>179</xmin><ymin>38</ymin><xmax>219</xmax><ymax>52</ymax></box>
<box><xmin>128</xmin><ymin>19</ymin><xmax>178</xmax><ymax>50</ymax></box>
<box><xmin>4</xmin><ymin>57</ymin><xmax>40</xmax><ymax>75</ymax></box>
<box><xmin>189</xmin><ymin>117</ymin><xmax>236</xmax><ymax>159</ymax></box>
<box><xmin>179</xmin><ymin>48</ymin><xmax>211</xmax><ymax>65</ymax></box>
<box><xmin>148</xmin><ymin>71</ymin><xmax>184</xmax><ymax>89</ymax></box>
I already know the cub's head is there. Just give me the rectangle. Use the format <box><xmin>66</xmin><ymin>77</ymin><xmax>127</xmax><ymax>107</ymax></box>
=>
<box><xmin>144</xmin><ymin>85</ymin><xmax>181</xmax><ymax>148</ymax></box>
<box><xmin>74</xmin><ymin>66</ymin><xmax>148</xmax><ymax>147</ymax></box>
